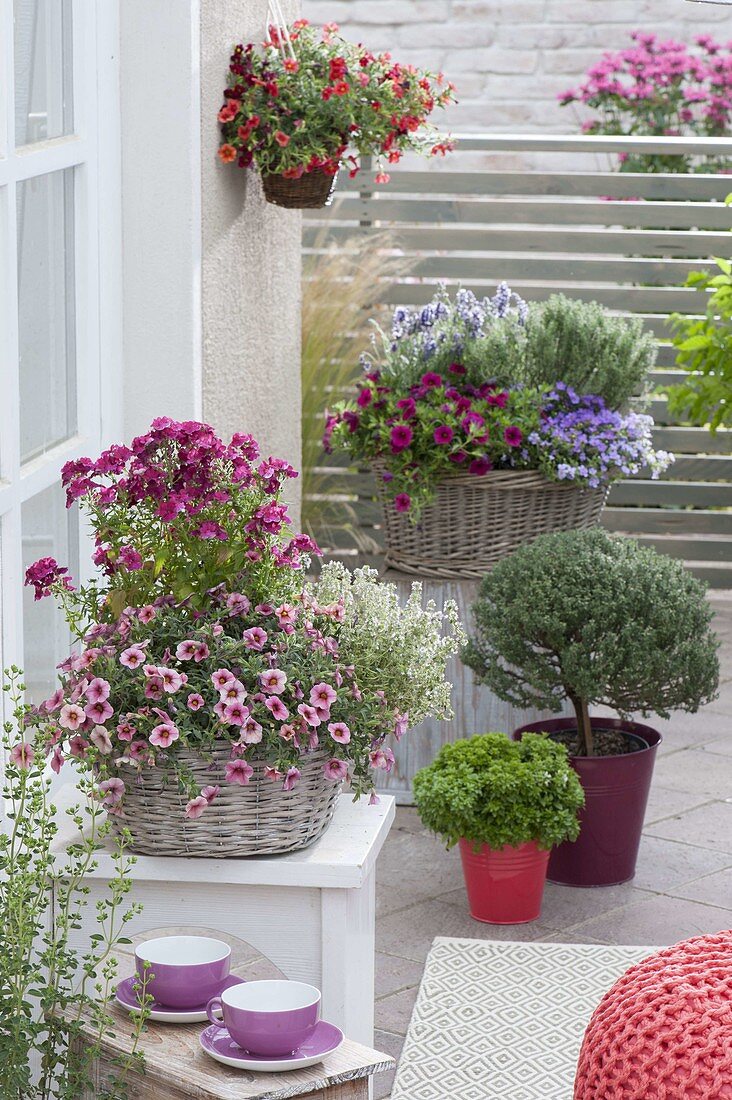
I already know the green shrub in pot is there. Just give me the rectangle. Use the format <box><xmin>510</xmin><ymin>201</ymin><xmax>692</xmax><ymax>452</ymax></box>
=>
<box><xmin>413</xmin><ymin>732</ymin><xmax>584</xmax><ymax>851</ymax></box>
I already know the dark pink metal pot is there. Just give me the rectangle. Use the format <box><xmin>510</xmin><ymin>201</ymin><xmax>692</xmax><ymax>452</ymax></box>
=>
<box><xmin>514</xmin><ymin>717</ymin><xmax>661</xmax><ymax>887</ymax></box>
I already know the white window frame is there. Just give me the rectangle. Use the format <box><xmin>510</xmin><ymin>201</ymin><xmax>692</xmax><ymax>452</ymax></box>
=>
<box><xmin>0</xmin><ymin>0</ymin><xmax>122</xmax><ymax>682</ymax></box>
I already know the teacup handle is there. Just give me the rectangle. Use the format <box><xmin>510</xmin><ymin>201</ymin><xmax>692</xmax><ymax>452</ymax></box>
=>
<box><xmin>206</xmin><ymin>996</ymin><xmax>225</xmax><ymax>1029</ymax></box>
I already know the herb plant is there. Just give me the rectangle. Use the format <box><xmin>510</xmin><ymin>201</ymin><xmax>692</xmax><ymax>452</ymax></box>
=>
<box><xmin>0</xmin><ymin>667</ymin><xmax>149</xmax><ymax>1100</ymax></box>
<box><xmin>413</xmin><ymin>732</ymin><xmax>584</xmax><ymax>851</ymax></box>
<box><xmin>217</xmin><ymin>20</ymin><xmax>455</xmax><ymax>182</ymax></box>
<box><xmin>462</xmin><ymin>528</ymin><xmax>719</xmax><ymax>757</ymax></box>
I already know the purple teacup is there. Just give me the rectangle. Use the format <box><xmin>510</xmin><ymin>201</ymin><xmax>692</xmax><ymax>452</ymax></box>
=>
<box><xmin>135</xmin><ymin>935</ymin><xmax>231</xmax><ymax>1009</ymax></box>
<box><xmin>206</xmin><ymin>980</ymin><xmax>321</xmax><ymax>1056</ymax></box>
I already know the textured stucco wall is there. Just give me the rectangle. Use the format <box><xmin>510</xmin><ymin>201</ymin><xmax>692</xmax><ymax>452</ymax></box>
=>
<box><xmin>200</xmin><ymin>0</ymin><xmax>303</xmax><ymax>516</ymax></box>
<box><xmin>302</xmin><ymin>0</ymin><xmax>732</xmax><ymax>134</ymax></box>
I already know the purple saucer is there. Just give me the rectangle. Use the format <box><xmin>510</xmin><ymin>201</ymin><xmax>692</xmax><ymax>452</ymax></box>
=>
<box><xmin>199</xmin><ymin>1019</ymin><xmax>344</xmax><ymax>1072</ymax></box>
<box><xmin>116</xmin><ymin>973</ymin><xmax>245</xmax><ymax>1023</ymax></box>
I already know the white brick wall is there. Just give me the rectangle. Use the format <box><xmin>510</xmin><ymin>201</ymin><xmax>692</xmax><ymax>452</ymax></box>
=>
<box><xmin>302</xmin><ymin>0</ymin><xmax>732</xmax><ymax>133</ymax></box>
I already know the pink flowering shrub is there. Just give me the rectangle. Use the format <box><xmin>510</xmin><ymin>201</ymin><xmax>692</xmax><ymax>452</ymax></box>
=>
<box><xmin>25</xmin><ymin>421</ymin><xmax>462</xmax><ymax>812</ymax></box>
<box><xmin>559</xmin><ymin>32</ymin><xmax>732</xmax><ymax>173</ymax></box>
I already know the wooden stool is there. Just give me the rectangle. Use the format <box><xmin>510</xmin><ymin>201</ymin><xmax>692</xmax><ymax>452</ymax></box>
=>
<box><xmin>75</xmin><ymin>1002</ymin><xmax>394</xmax><ymax>1100</ymax></box>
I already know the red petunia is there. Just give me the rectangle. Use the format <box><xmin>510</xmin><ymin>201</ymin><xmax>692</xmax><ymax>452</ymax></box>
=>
<box><xmin>274</xmin><ymin>130</ymin><xmax>290</xmax><ymax>146</ymax></box>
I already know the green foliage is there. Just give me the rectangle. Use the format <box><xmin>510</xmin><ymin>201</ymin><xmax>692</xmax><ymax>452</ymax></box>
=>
<box><xmin>462</xmin><ymin>528</ymin><xmax>719</xmax><ymax>756</ymax></box>
<box><xmin>667</xmin><ymin>254</ymin><xmax>732</xmax><ymax>432</ymax></box>
<box><xmin>413</xmin><ymin>732</ymin><xmax>584</xmax><ymax>851</ymax></box>
<box><xmin>523</xmin><ymin>296</ymin><xmax>656</xmax><ymax>408</ymax></box>
<box><xmin>0</xmin><ymin>668</ymin><xmax>149</xmax><ymax>1099</ymax></box>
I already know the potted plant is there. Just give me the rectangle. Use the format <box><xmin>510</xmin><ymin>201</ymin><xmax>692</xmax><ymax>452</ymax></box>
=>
<box><xmin>413</xmin><ymin>733</ymin><xmax>584</xmax><ymax>924</ymax></box>
<box><xmin>462</xmin><ymin>527</ymin><xmax>720</xmax><ymax>887</ymax></box>
<box><xmin>0</xmin><ymin>667</ymin><xmax>149</xmax><ymax>1099</ymax></box>
<box><xmin>217</xmin><ymin>20</ymin><xmax>456</xmax><ymax>208</ymax></box>
<box><xmin>26</xmin><ymin>419</ymin><xmax>462</xmax><ymax>858</ymax></box>
<box><xmin>324</xmin><ymin>285</ymin><xmax>669</xmax><ymax>578</ymax></box>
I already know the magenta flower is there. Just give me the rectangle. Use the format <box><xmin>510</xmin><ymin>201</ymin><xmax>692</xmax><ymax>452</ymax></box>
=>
<box><xmin>394</xmin><ymin>493</ymin><xmax>411</xmax><ymax>513</ymax></box>
<box><xmin>90</xmin><ymin>725</ymin><xmax>113</xmax><ymax>754</ymax></box>
<box><xmin>469</xmin><ymin>457</ymin><xmax>492</xmax><ymax>476</ymax></box>
<box><xmin>283</xmin><ymin>766</ymin><xmax>301</xmax><ymax>791</ymax></box>
<box><xmin>297</xmin><ymin>703</ymin><xmax>321</xmax><ymax>728</ymax></box>
<box><xmin>187</xmin><ymin>693</ymin><xmax>205</xmax><ymax>711</ymax></box>
<box><xmin>185</xmin><ymin>795</ymin><xmax>208</xmax><ymax>819</ymax></box>
<box><xmin>260</xmin><ymin>668</ymin><xmax>287</xmax><ymax>694</ymax></box>
<box><xmin>421</xmin><ymin>371</ymin><xmax>444</xmax><ymax>388</ymax></box>
<box><xmin>390</xmin><ymin>424</ymin><xmax>413</xmax><ymax>454</ymax></box>
<box><xmin>24</xmin><ymin>556</ymin><xmax>73</xmax><ymax>601</ymax></box>
<box><xmin>323</xmin><ymin>758</ymin><xmax>349</xmax><ymax>783</ymax></box>
<box><xmin>240</xmin><ymin>717</ymin><xmax>263</xmax><ymax>744</ymax></box>
<box><xmin>149</xmin><ymin>722</ymin><xmax>179</xmax><ymax>748</ymax></box>
<box><xmin>504</xmin><ymin>425</ymin><xmax>523</xmax><ymax>447</ymax></box>
<box><xmin>118</xmin><ymin>546</ymin><xmax>143</xmax><ymax>570</ymax></box>
<box><xmin>212</xmin><ymin>668</ymin><xmax>235</xmax><ymax>690</ymax></box>
<box><xmin>242</xmin><ymin>626</ymin><xmax>268</xmax><ymax>651</ymax></box>
<box><xmin>327</xmin><ymin>721</ymin><xmax>351</xmax><ymax>744</ymax></box>
<box><xmin>223</xmin><ymin>700</ymin><xmax>249</xmax><ymax>726</ymax></box>
<box><xmin>85</xmin><ymin>677</ymin><xmax>111</xmax><ymax>705</ymax></box>
<box><xmin>98</xmin><ymin>777</ymin><xmax>125</xmax><ymax>806</ymax></box>
<box><xmin>434</xmin><ymin>425</ymin><xmax>454</xmax><ymax>446</ymax></box>
<box><xmin>202</xmin><ymin>784</ymin><xmax>220</xmax><ymax>803</ymax></box>
<box><xmin>225</xmin><ymin>758</ymin><xmax>254</xmax><ymax>785</ymax></box>
<box><xmin>43</xmin><ymin>687</ymin><xmax>64</xmax><ymax>713</ymax></box>
<box><xmin>120</xmin><ymin>644</ymin><xmax>147</xmax><ymax>669</ymax></box>
<box><xmin>49</xmin><ymin>745</ymin><xmax>65</xmax><ymax>774</ymax></box>
<box><xmin>176</xmin><ymin>640</ymin><xmax>198</xmax><ymax>660</ymax></box>
<box><xmin>59</xmin><ymin>703</ymin><xmax>86</xmax><ymax>731</ymax></box>
<box><xmin>265</xmin><ymin>696</ymin><xmax>289</xmax><ymax>721</ymax></box>
<box><xmin>10</xmin><ymin>742</ymin><xmax>34</xmax><ymax>770</ymax></box>
<box><xmin>117</xmin><ymin>720</ymin><xmax>136</xmax><ymax>741</ymax></box>
<box><xmin>396</xmin><ymin>397</ymin><xmax>417</xmax><ymax>419</ymax></box>
<box><xmin>138</xmin><ymin>604</ymin><xmax>156</xmax><ymax>624</ymax></box>
<box><xmin>194</xmin><ymin>520</ymin><xmax>228</xmax><ymax>541</ymax></box>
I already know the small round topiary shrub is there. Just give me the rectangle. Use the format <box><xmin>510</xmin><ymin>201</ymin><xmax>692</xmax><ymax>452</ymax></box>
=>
<box><xmin>462</xmin><ymin>528</ymin><xmax>720</xmax><ymax>757</ymax></box>
<box><xmin>413</xmin><ymin>732</ymin><xmax>585</xmax><ymax>851</ymax></box>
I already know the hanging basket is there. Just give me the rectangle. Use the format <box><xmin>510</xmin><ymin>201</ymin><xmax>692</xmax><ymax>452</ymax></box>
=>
<box><xmin>261</xmin><ymin>168</ymin><xmax>339</xmax><ymax>209</ymax></box>
<box><xmin>373</xmin><ymin>463</ymin><xmax>608</xmax><ymax>579</ymax></box>
<box><xmin>107</xmin><ymin>744</ymin><xmax>340</xmax><ymax>858</ymax></box>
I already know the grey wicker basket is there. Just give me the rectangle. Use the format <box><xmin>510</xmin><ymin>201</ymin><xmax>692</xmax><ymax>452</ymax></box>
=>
<box><xmin>374</xmin><ymin>464</ymin><xmax>608</xmax><ymax>579</ymax></box>
<box><xmin>107</xmin><ymin>744</ymin><xmax>340</xmax><ymax>858</ymax></box>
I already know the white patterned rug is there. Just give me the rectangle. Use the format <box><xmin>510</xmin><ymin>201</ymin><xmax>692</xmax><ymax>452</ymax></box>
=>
<box><xmin>391</xmin><ymin>938</ymin><xmax>654</xmax><ymax>1100</ymax></box>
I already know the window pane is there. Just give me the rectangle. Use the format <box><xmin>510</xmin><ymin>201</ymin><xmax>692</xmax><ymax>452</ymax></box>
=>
<box><xmin>14</xmin><ymin>0</ymin><xmax>73</xmax><ymax>146</ymax></box>
<box><xmin>21</xmin><ymin>485</ymin><xmax>78</xmax><ymax>705</ymax></box>
<box><xmin>17</xmin><ymin>169</ymin><xmax>77</xmax><ymax>464</ymax></box>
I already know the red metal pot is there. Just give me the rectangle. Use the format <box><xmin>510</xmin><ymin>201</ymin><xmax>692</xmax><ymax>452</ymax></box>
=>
<box><xmin>458</xmin><ymin>838</ymin><xmax>550</xmax><ymax>924</ymax></box>
<box><xmin>514</xmin><ymin>717</ymin><xmax>661</xmax><ymax>887</ymax></box>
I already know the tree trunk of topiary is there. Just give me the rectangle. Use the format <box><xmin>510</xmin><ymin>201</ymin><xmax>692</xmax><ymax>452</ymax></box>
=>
<box><xmin>569</xmin><ymin>694</ymin><xmax>595</xmax><ymax>757</ymax></box>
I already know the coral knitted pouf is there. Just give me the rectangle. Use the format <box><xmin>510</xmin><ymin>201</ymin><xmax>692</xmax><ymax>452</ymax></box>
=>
<box><xmin>574</xmin><ymin>930</ymin><xmax>732</xmax><ymax>1099</ymax></box>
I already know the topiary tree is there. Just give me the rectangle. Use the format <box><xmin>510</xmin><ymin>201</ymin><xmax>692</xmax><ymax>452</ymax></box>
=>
<box><xmin>413</xmin><ymin>732</ymin><xmax>584</xmax><ymax>851</ymax></box>
<box><xmin>462</xmin><ymin>528</ymin><xmax>719</xmax><ymax>757</ymax></box>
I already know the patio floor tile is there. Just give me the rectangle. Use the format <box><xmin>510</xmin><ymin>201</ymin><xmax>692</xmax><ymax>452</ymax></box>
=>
<box><xmin>566</xmin><ymin>893</ymin><xmax>732</xmax><ymax>945</ymax></box>
<box><xmin>645</xmin><ymin>800</ymin><xmax>732</xmax><ymax>854</ymax></box>
<box><xmin>696</xmin><ymin>737</ymin><xmax>732</xmax><ymax>758</ymax></box>
<box><xmin>374</xmin><ymin>985</ymin><xmax>419</xmax><ymax>1036</ymax></box>
<box><xmin>667</xmin><ymin>866</ymin><xmax>732</xmax><ymax>907</ymax></box>
<box><xmin>374</xmin><ymin>1029</ymin><xmax>404</xmax><ymax>1100</ymax></box>
<box><xmin>631</xmin><ymin>834</ymin><xmax>732</xmax><ymax>892</ymax></box>
<box><xmin>375</xmin><ymin>951</ymin><xmax>425</xmax><ymax>999</ymax></box>
<box><xmin>643</xmin><ymin>783</ymin><xmax>711</xmax><ymax>825</ymax></box>
<box><xmin>651</xmin><ymin>748</ymin><xmax>732</xmax><ymax>799</ymax></box>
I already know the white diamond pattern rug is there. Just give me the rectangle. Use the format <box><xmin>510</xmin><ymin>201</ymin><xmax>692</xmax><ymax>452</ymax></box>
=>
<box><xmin>391</xmin><ymin>937</ymin><xmax>654</xmax><ymax>1100</ymax></box>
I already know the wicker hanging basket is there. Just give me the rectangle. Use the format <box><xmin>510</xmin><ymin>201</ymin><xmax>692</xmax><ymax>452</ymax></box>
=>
<box><xmin>373</xmin><ymin>463</ymin><xmax>608</xmax><ymax>579</ymax></box>
<box><xmin>261</xmin><ymin>168</ymin><xmax>339</xmax><ymax>209</ymax></box>
<box><xmin>107</xmin><ymin>744</ymin><xmax>340</xmax><ymax>858</ymax></box>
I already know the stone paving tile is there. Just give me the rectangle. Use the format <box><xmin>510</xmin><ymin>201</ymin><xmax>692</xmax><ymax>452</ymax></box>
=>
<box><xmin>374</xmin><ymin>1029</ymin><xmax>405</xmax><ymax>1100</ymax></box>
<box><xmin>375</xmin><ymin>985</ymin><xmax>419</xmax><ymax>1036</ymax></box>
<box><xmin>643</xmin><ymin>783</ymin><xmax>710</xmax><ymax>825</ymax></box>
<box><xmin>375</xmin><ymin>951</ymin><xmax>425</xmax><ymax>999</ymax></box>
<box><xmin>667</xmin><ymin>866</ymin><xmax>732</xmax><ymax>908</ymax></box>
<box><xmin>645</xmin><ymin>800</ymin><xmax>732</xmax><ymax>854</ymax></box>
<box><xmin>567</xmin><ymin>893</ymin><xmax>732</xmax><ymax>945</ymax></box>
<box><xmin>651</xmin><ymin>747</ymin><xmax>732</xmax><ymax>799</ymax></box>
<box><xmin>631</xmin><ymin>834</ymin><xmax>732</xmax><ymax>892</ymax></box>
<box><xmin>377</xmin><ymin>897</ymin><xmax>558</xmax><ymax>964</ymax></box>
<box><xmin>696</xmin><ymin>737</ymin><xmax>732</xmax><ymax>758</ymax></box>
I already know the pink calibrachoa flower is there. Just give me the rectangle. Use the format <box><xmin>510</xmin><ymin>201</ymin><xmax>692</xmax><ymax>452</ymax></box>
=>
<box><xmin>323</xmin><ymin>758</ymin><xmax>349</xmax><ymax>783</ymax></box>
<box><xmin>219</xmin><ymin>679</ymin><xmax>247</xmax><ymax>703</ymax></box>
<box><xmin>310</xmin><ymin>682</ymin><xmax>337</xmax><ymax>710</ymax></box>
<box><xmin>225</xmin><ymin>758</ymin><xmax>254</xmax><ymax>785</ymax></box>
<box><xmin>283</xmin><ymin>766</ymin><xmax>301</xmax><ymax>791</ymax></box>
<box><xmin>176</xmin><ymin>640</ymin><xmax>198</xmax><ymax>660</ymax></box>
<box><xmin>327</xmin><ymin>721</ymin><xmax>351</xmax><ymax>744</ymax></box>
<box><xmin>117</xmin><ymin>720</ymin><xmax>136</xmax><ymax>741</ymax></box>
<box><xmin>265</xmin><ymin>696</ymin><xmax>289</xmax><ymax>721</ymax></box>
<box><xmin>127</xmin><ymin>739</ymin><xmax>149</xmax><ymax>762</ymax></box>
<box><xmin>59</xmin><ymin>702</ymin><xmax>86</xmax><ymax>731</ymax></box>
<box><xmin>43</xmin><ymin>687</ymin><xmax>64</xmax><ymax>713</ymax></box>
<box><xmin>10</xmin><ymin>742</ymin><xmax>34</xmax><ymax>769</ymax></box>
<box><xmin>297</xmin><ymin>703</ymin><xmax>321</xmax><ymax>727</ymax></box>
<box><xmin>90</xmin><ymin>725</ymin><xmax>113</xmax><ymax>754</ymax></box>
<box><xmin>370</xmin><ymin>746</ymin><xmax>395</xmax><ymax>771</ymax></box>
<box><xmin>187</xmin><ymin>693</ymin><xmax>205</xmax><ymax>711</ymax></box>
<box><xmin>149</xmin><ymin>722</ymin><xmax>180</xmax><ymax>749</ymax></box>
<box><xmin>68</xmin><ymin>735</ymin><xmax>90</xmax><ymax>759</ymax></box>
<box><xmin>99</xmin><ymin>777</ymin><xmax>125</xmax><ymax>806</ymax></box>
<box><xmin>394</xmin><ymin>712</ymin><xmax>409</xmax><ymax>740</ymax></box>
<box><xmin>138</xmin><ymin>604</ymin><xmax>156</xmax><ymax>624</ymax></box>
<box><xmin>275</xmin><ymin>603</ymin><xmax>298</xmax><ymax>628</ymax></box>
<box><xmin>264</xmin><ymin>766</ymin><xmax>284</xmax><ymax>781</ymax></box>
<box><xmin>226</xmin><ymin>592</ymin><xmax>250</xmax><ymax>615</ymax></box>
<box><xmin>260</xmin><ymin>668</ymin><xmax>287</xmax><ymax>694</ymax></box>
<box><xmin>85</xmin><ymin>677</ymin><xmax>111</xmax><ymax>704</ymax></box>
<box><xmin>223</xmin><ymin>700</ymin><xmax>249</xmax><ymax>727</ymax></box>
<box><xmin>369</xmin><ymin>791</ymin><xmax>381</xmax><ymax>805</ymax></box>
<box><xmin>120</xmin><ymin>644</ymin><xmax>147</xmax><ymax>669</ymax></box>
<box><xmin>144</xmin><ymin>676</ymin><xmax>164</xmax><ymax>701</ymax></box>
<box><xmin>194</xmin><ymin>642</ymin><xmax>210</xmax><ymax>662</ymax></box>
<box><xmin>242</xmin><ymin>626</ymin><xmax>268</xmax><ymax>651</ymax></box>
<box><xmin>158</xmin><ymin>667</ymin><xmax>184</xmax><ymax>693</ymax></box>
<box><xmin>212</xmin><ymin>668</ymin><xmax>235</xmax><ymax>690</ymax></box>
<box><xmin>185</xmin><ymin>795</ymin><xmax>209</xmax><ymax>819</ymax></box>
<box><xmin>85</xmin><ymin>698</ymin><xmax>114</xmax><ymax>725</ymax></box>
<box><xmin>278</xmin><ymin>723</ymin><xmax>297</xmax><ymax>742</ymax></box>
<box><xmin>49</xmin><ymin>745</ymin><xmax>65</xmax><ymax>774</ymax></box>
<box><xmin>240</xmin><ymin>717</ymin><xmax>263</xmax><ymax>744</ymax></box>
<box><xmin>201</xmin><ymin>784</ymin><xmax>220</xmax><ymax>803</ymax></box>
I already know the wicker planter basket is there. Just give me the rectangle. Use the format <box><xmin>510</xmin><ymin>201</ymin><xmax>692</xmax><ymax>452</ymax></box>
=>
<box><xmin>374</xmin><ymin>464</ymin><xmax>608</xmax><ymax>579</ymax></box>
<box><xmin>261</xmin><ymin>168</ymin><xmax>339</xmax><ymax>209</ymax></box>
<box><xmin>107</xmin><ymin>744</ymin><xmax>340</xmax><ymax>858</ymax></box>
